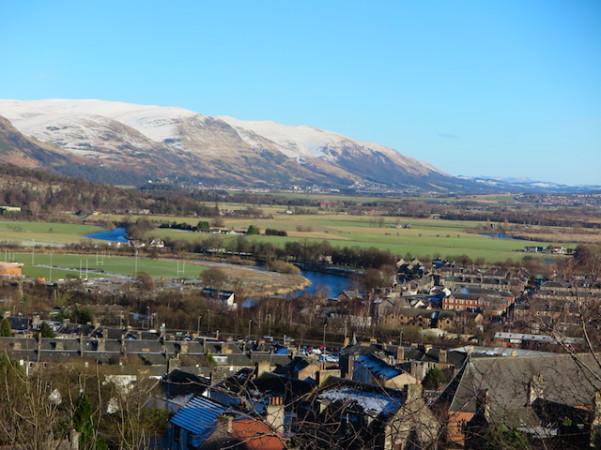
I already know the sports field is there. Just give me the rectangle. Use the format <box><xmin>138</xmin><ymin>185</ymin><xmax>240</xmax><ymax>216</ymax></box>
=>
<box><xmin>1</xmin><ymin>252</ymin><xmax>202</xmax><ymax>280</ymax></box>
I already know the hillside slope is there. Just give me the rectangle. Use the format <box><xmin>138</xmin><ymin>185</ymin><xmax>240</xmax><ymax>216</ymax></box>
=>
<box><xmin>0</xmin><ymin>99</ymin><xmax>470</xmax><ymax>190</ymax></box>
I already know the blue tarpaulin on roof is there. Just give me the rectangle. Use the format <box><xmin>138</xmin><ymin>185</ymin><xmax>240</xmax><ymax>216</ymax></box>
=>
<box><xmin>170</xmin><ymin>395</ymin><xmax>227</xmax><ymax>443</ymax></box>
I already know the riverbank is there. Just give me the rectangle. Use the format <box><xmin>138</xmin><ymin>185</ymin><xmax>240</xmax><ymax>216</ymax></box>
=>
<box><xmin>186</xmin><ymin>259</ymin><xmax>312</xmax><ymax>297</ymax></box>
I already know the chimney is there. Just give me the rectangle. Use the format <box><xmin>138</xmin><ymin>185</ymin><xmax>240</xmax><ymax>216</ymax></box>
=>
<box><xmin>424</xmin><ymin>344</ymin><xmax>433</xmax><ymax>354</ymax></box>
<box><xmin>221</xmin><ymin>343</ymin><xmax>231</xmax><ymax>354</ymax></box>
<box><xmin>342</xmin><ymin>337</ymin><xmax>350</xmax><ymax>347</ymax></box>
<box><xmin>266</xmin><ymin>396</ymin><xmax>285</xmax><ymax>432</ymax></box>
<box><xmin>316</xmin><ymin>369</ymin><xmax>341</xmax><ymax>386</ymax></box>
<box><xmin>180</xmin><ymin>341</ymin><xmax>189</xmax><ymax>354</ymax></box>
<box><xmin>404</xmin><ymin>383</ymin><xmax>423</xmax><ymax>404</ymax></box>
<box><xmin>438</xmin><ymin>349</ymin><xmax>447</xmax><ymax>364</ymax></box>
<box><xmin>344</xmin><ymin>354</ymin><xmax>356</xmax><ymax>379</ymax></box>
<box><xmin>97</xmin><ymin>338</ymin><xmax>106</xmax><ymax>353</ymax></box>
<box><xmin>410</xmin><ymin>361</ymin><xmax>419</xmax><ymax>377</ymax></box>
<box><xmin>396</xmin><ymin>346</ymin><xmax>405</xmax><ymax>362</ymax></box>
<box><xmin>256</xmin><ymin>361</ymin><xmax>271</xmax><ymax>378</ymax></box>
<box><xmin>476</xmin><ymin>389</ymin><xmax>491</xmax><ymax>420</ymax></box>
<box><xmin>210</xmin><ymin>370</ymin><xmax>226</xmax><ymax>386</ymax></box>
<box><xmin>217</xmin><ymin>413</ymin><xmax>234</xmax><ymax>434</ymax></box>
<box><xmin>167</xmin><ymin>357</ymin><xmax>181</xmax><ymax>373</ymax></box>
<box><xmin>528</xmin><ymin>374</ymin><xmax>544</xmax><ymax>405</ymax></box>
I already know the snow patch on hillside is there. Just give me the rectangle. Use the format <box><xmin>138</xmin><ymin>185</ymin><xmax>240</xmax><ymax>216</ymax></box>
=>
<box><xmin>0</xmin><ymin>99</ymin><xmax>199</xmax><ymax>145</ymax></box>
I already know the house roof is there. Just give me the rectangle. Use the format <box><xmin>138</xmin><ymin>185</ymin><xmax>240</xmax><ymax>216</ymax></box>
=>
<box><xmin>316</xmin><ymin>377</ymin><xmax>403</xmax><ymax>419</ymax></box>
<box><xmin>440</xmin><ymin>353</ymin><xmax>601</xmax><ymax>414</ymax></box>
<box><xmin>137</xmin><ymin>352</ymin><xmax>167</xmax><ymax>366</ymax></box>
<box><xmin>355</xmin><ymin>353</ymin><xmax>402</xmax><ymax>380</ymax></box>
<box><xmin>161</xmin><ymin>369</ymin><xmax>209</xmax><ymax>399</ymax></box>
<box><xmin>169</xmin><ymin>395</ymin><xmax>228</xmax><ymax>440</ymax></box>
<box><xmin>231</xmin><ymin>418</ymin><xmax>286</xmax><ymax>450</ymax></box>
<box><xmin>249</xmin><ymin>352</ymin><xmax>292</xmax><ymax>367</ymax></box>
<box><xmin>58</xmin><ymin>323</ymin><xmax>96</xmax><ymax>336</ymax></box>
<box><xmin>4</xmin><ymin>317</ymin><xmax>30</xmax><ymax>331</ymax></box>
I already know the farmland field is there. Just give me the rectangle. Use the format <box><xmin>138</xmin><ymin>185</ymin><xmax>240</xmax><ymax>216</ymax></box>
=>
<box><xmin>1</xmin><ymin>205</ymin><xmax>578</xmax><ymax>264</ymax></box>
<box><xmin>124</xmin><ymin>213</ymin><xmax>573</xmax><ymax>263</ymax></box>
<box><xmin>0</xmin><ymin>220</ymin><xmax>106</xmax><ymax>245</ymax></box>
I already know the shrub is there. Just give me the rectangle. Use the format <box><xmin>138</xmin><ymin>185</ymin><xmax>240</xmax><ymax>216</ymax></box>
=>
<box><xmin>266</xmin><ymin>260</ymin><xmax>300</xmax><ymax>275</ymax></box>
<box><xmin>265</xmin><ymin>228</ymin><xmax>287</xmax><ymax>236</ymax></box>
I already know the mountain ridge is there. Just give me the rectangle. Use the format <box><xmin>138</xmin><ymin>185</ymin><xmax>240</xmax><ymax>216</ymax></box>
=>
<box><xmin>0</xmin><ymin>99</ymin><xmax>461</xmax><ymax>190</ymax></box>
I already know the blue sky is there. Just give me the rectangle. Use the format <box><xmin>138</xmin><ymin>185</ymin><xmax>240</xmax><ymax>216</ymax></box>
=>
<box><xmin>1</xmin><ymin>1</ymin><xmax>600</xmax><ymax>185</ymax></box>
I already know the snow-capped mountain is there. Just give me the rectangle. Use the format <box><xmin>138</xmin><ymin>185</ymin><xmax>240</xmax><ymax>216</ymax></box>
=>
<box><xmin>0</xmin><ymin>99</ymin><xmax>463</xmax><ymax>189</ymax></box>
<box><xmin>458</xmin><ymin>175</ymin><xmax>601</xmax><ymax>194</ymax></box>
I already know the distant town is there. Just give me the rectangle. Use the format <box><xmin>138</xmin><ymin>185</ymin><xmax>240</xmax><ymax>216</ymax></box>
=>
<box><xmin>1</xmin><ymin>167</ymin><xmax>601</xmax><ymax>448</ymax></box>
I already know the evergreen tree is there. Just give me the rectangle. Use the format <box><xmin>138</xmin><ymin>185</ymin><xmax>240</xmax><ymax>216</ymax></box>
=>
<box><xmin>247</xmin><ymin>224</ymin><xmax>260</xmax><ymax>235</ymax></box>
<box><xmin>422</xmin><ymin>367</ymin><xmax>448</xmax><ymax>389</ymax></box>
<box><xmin>39</xmin><ymin>321</ymin><xmax>55</xmax><ymax>338</ymax></box>
<box><xmin>0</xmin><ymin>319</ymin><xmax>11</xmax><ymax>337</ymax></box>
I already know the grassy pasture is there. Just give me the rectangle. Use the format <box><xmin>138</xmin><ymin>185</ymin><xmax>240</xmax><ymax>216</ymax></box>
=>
<box><xmin>130</xmin><ymin>213</ymin><xmax>572</xmax><ymax>263</ymax></box>
<box><xmin>1</xmin><ymin>210</ymin><xmax>577</xmax><ymax>264</ymax></box>
<box><xmin>0</xmin><ymin>220</ymin><xmax>105</xmax><ymax>245</ymax></box>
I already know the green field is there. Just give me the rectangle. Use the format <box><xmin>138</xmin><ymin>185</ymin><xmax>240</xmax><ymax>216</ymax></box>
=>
<box><xmin>1</xmin><ymin>252</ymin><xmax>203</xmax><ymax>280</ymax></box>
<box><xmin>1</xmin><ymin>212</ymin><xmax>576</xmax><ymax>264</ymax></box>
<box><xmin>0</xmin><ymin>220</ymin><xmax>105</xmax><ymax>245</ymax></box>
<box><xmin>130</xmin><ymin>214</ymin><xmax>571</xmax><ymax>263</ymax></box>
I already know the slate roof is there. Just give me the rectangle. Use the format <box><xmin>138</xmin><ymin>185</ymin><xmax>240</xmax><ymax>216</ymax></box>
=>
<box><xmin>210</xmin><ymin>353</ymin><xmax>253</xmax><ymax>367</ymax></box>
<box><xmin>161</xmin><ymin>369</ymin><xmax>209</xmax><ymax>399</ymax></box>
<box><xmin>124</xmin><ymin>340</ymin><xmax>163</xmax><ymax>353</ymax></box>
<box><xmin>273</xmin><ymin>356</ymin><xmax>313</xmax><ymax>377</ymax></box>
<box><xmin>81</xmin><ymin>338</ymin><xmax>122</xmax><ymax>352</ymax></box>
<box><xmin>249</xmin><ymin>352</ymin><xmax>292</xmax><ymax>367</ymax></box>
<box><xmin>451</xmin><ymin>293</ymin><xmax>483</xmax><ymax>301</ymax></box>
<box><xmin>39</xmin><ymin>338</ymin><xmax>80</xmax><ymax>351</ymax></box>
<box><xmin>316</xmin><ymin>377</ymin><xmax>403</xmax><ymax>419</ymax></box>
<box><xmin>92</xmin><ymin>327</ymin><xmax>127</xmax><ymax>339</ymax></box>
<box><xmin>137</xmin><ymin>352</ymin><xmax>167</xmax><ymax>366</ymax></box>
<box><xmin>5</xmin><ymin>317</ymin><xmax>30</xmax><ymax>331</ymax></box>
<box><xmin>355</xmin><ymin>353</ymin><xmax>402</xmax><ymax>380</ymax></box>
<box><xmin>439</xmin><ymin>353</ymin><xmax>601</xmax><ymax>414</ymax></box>
<box><xmin>58</xmin><ymin>323</ymin><xmax>96</xmax><ymax>336</ymax></box>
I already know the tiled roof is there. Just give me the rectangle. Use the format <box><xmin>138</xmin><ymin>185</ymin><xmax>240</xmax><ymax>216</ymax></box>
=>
<box><xmin>231</xmin><ymin>418</ymin><xmax>285</xmax><ymax>450</ymax></box>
